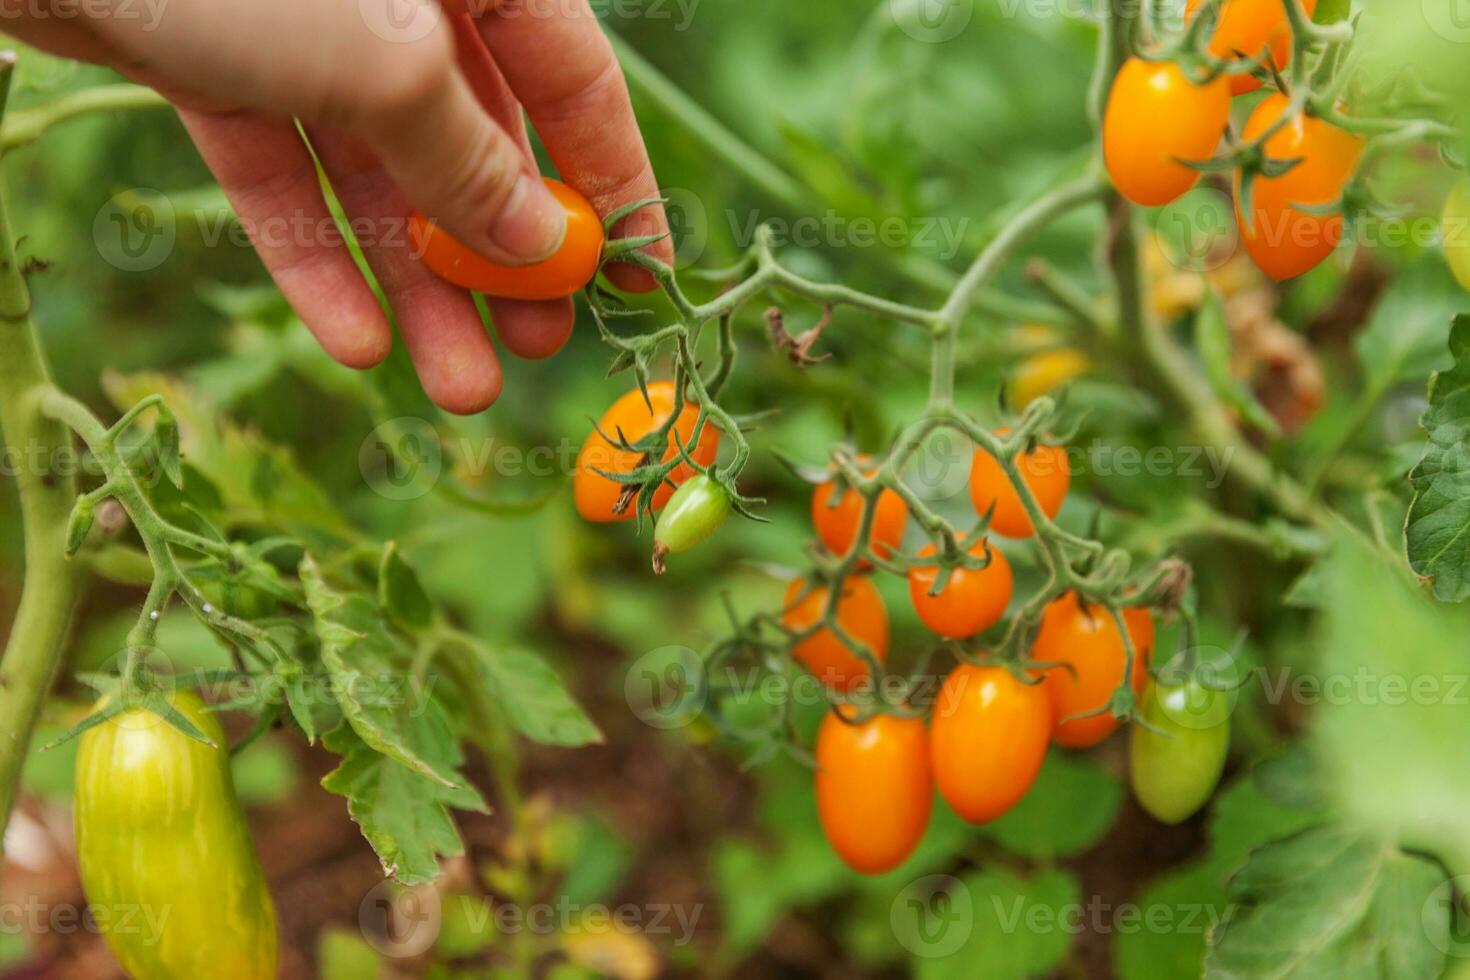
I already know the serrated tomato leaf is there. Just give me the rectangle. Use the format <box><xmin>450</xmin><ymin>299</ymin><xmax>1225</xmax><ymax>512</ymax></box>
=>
<box><xmin>302</xmin><ymin>555</ymin><xmax>464</xmax><ymax>787</ymax></box>
<box><xmin>471</xmin><ymin>641</ymin><xmax>602</xmax><ymax>748</ymax></box>
<box><xmin>378</xmin><ymin>542</ymin><xmax>434</xmax><ymax>631</ymax></box>
<box><xmin>1204</xmin><ymin>824</ymin><xmax>1445</xmax><ymax>979</ymax></box>
<box><xmin>321</xmin><ymin>723</ymin><xmax>486</xmax><ymax>885</ymax></box>
<box><xmin>1406</xmin><ymin>315</ymin><xmax>1470</xmax><ymax>601</ymax></box>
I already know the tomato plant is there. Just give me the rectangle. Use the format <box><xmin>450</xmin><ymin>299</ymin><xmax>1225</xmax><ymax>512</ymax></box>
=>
<box><xmin>1130</xmin><ymin>674</ymin><xmax>1232</xmax><ymax>824</ymax></box>
<box><xmin>0</xmin><ymin>0</ymin><xmax>1464</xmax><ymax>974</ymax></box>
<box><xmin>1103</xmin><ymin>58</ymin><xmax>1232</xmax><ymax>207</ymax></box>
<box><xmin>1033</xmin><ymin>594</ymin><xmax>1155</xmax><ymax>749</ymax></box>
<box><xmin>815</xmin><ymin>710</ymin><xmax>932</xmax><ymax>875</ymax></box>
<box><xmin>75</xmin><ymin>691</ymin><xmax>277</xmax><ymax>980</ymax></box>
<box><xmin>907</xmin><ymin>540</ymin><xmax>1013</xmax><ymax>639</ymax></box>
<box><xmin>409</xmin><ymin>178</ymin><xmax>604</xmax><ymax>300</ymax></box>
<box><xmin>1235</xmin><ymin>94</ymin><xmax>1366</xmax><ymax>281</ymax></box>
<box><xmin>929</xmin><ymin>664</ymin><xmax>1050</xmax><ymax>824</ymax></box>
<box><xmin>781</xmin><ymin>576</ymin><xmax>889</xmax><ymax>691</ymax></box>
<box><xmin>574</xmin><ymin>381</ymin><xmax>720</xmax><ymax>522</ymax></box>
<box><xmin>969</xmin><ymin>431</ymin><xmax>1070</xmax><ymax>538</ymax></box>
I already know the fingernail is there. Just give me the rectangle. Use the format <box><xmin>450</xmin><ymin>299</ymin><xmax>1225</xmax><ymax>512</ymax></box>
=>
<box><xmin>491</xmin><ymin>174</ymin><xmax>566</xmax><ymax>262</ymax></box>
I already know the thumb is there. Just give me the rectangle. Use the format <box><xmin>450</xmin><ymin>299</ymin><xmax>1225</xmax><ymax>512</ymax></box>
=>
<box><xmin>341</xmin><ymin>29</ymin><xmax>566</xmax><ymax>264</ymax></box>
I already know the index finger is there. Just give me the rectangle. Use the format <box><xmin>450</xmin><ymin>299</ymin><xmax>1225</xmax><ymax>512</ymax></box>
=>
<box><xmin>472</xmin><ymin>0</ymin><xmax>672</xmax><ymax>292</ymax></box>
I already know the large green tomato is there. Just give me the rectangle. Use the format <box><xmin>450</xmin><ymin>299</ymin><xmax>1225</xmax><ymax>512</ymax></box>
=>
<box><xmin>1129</xmin><ymin>677</ymin><xmax>1231</xmax><ymax>825</ymax></box>
<box><xmin>1445</xmin><ymin>179</ymin><xmax>1470</xmax><ymax>293</ymax></box>
<box><xmin>75</xmin><ymin>690</ymin><xmax>278</xmax><ymax>979</ymax></box>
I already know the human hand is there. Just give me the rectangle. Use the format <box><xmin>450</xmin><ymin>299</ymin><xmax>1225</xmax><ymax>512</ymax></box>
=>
<box><xmin>7</xmin><ymin>0</ymin><xmax>672</xmax><ymax>413</ymax></box>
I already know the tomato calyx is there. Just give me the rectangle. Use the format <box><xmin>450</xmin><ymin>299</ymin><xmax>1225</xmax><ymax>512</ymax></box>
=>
<box><xmin>46</xmin><ymin>673</ymin><xmax>221</xmax><ymax>751</ymax></box>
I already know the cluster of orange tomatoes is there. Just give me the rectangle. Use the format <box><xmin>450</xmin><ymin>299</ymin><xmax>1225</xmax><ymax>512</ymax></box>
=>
<box><xmin>786</xmin><ymin>440</ymin><xmax>1159</xmax><ymax>875</ymax></box>
<box><xmin>814</xmin><ymin>589</ymin><xmax>1156</xmax><ymax>875</ymax></box>
<box><xmin>1103</xmin><ymin>0</ymin><xmax>1366</xmax><ymax>281</ymax></box>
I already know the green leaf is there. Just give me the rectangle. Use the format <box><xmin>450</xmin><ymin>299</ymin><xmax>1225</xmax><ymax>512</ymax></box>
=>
<box><xmin>470</xmin><ymin>642</ymin><xmax>602</xmax><ymax>748</ymax></box>
<box><xmin>378</xmin><ymin>543</ymin><xmax>434</xmax><ymax>632</ymax></box>
<box><xmin>1115</xmin><ymin>775</ymin><xmax>1321</xmax><ymax>980</ymax></box>
<box><xmin>1204</xmin><ymin>824</ymin><xmax>1445</xmax><ymax>979</ymax></box>
<box><xmin>1194</xmin><ymin>290</ymin><xmax>1281</xmax><ymax>438</ymax></box>
<box><xmin>318</xmin><ymin>927</ymin><xmax>383</xmax><ymax>980</ymax></box>
<box><xmin>1314</xmin><ymin>532</ymin><xmax>1470</xmax><ymax>868</ymax></box>
<box><xmin>1313</xmin><ymin>0</ymin><xmax>1351</xmax><ymax>24</ymax></box>
<box><xmin>1251</xmin><ymin>745</ymin><xmax>1327</xmax><ymax>812</ymax></box>
<box><xmin>912</xmin><ymin>867</ymin><xmax>1079</xmax><ymax>980</ymax></box>
<box><xmin>1406</xmin><ymin>315</ymin><xmax>1470</xmax><ymax>601</ymax></box>
<box><xmin>977</xmin><ymin>752</ymin><xmax>1123</xmax><ymax>859</ymax></box>
<box><xmin>1354</xmin><ymin>265</ymin><xmax>1460</xmax><ymax>397</ymax></box>
<box><xmin>302</xmin><ymin>556</ymin><xmax>467</xmax><ymax>786</ymax></box>
<box><xmin>1282</xmin><ymin>561</ymin><xmax>1327</xmax><ymax>609</ymax></box>
<box><xmin>321</xmin><ymin>723</ymin><xmax>485</xmax><ymax>885</ymax></box>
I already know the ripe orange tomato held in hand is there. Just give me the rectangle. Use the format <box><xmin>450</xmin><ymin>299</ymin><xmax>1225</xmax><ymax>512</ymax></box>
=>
<box><xmin>1234</xmin><ymin>95</ymin><xmax>1365</xmax><ymax>281</ymax></box>
<box><xmin>782</xmin><ymin>576</ymin><xmax>889</xmax><ymax>692</ymax></box>
<box><xmin>811</xmin><ymin>462</ymin><xmax>908</xmax><ymax>564</ymax></box>
<box><xmin>1186</xmin><ymin>0</ymin><xmax>1318</xmax><ymax>95</ymax></box>
<box><xmin>1103</xmin><ymin>58</ymin><xmax>1232</xmax><ymax>208</ymax></box>
<box><xmin>969</xmin><ymin>431</ymin><xmax>1070</xmax><ymax>539</ymax></box>
<box><xmin>929</xmin><ymin>664</ymin><xmax>1051</xmax><ymax>824</ymax></box>
<box><xmin>1032</xmin><ymin>593</ymin><xmax>1155</xmax><ymax>749</ymax></box>
<box><xmin>908</xmin><ymin>541</ymin><xmax>1013</xmax><ymax>639</ymax></box>
<box><xmin>573</xmin><ymin>382</ymin><xmax>719</xmax><ymax>523</ymax></box>
<box><xmin>410</xmin><ymin>178</ymin><xmax>604</xmax><ymax>300</ymax></box>
<box><xmin>816</xmin><ymin>710</ymin><xmax>932</xmax><ymax>875</ymax></box>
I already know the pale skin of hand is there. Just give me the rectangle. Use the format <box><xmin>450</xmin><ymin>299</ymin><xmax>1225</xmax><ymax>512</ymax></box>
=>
<box><xmin>4</xmin><ymin>0</ymin><xmax>673</xmax><ymax>414</ymax></box>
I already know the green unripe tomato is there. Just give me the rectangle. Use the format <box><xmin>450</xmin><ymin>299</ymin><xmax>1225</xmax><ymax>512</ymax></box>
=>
<box><xmin>75</xmin><ymin>690</ymin><xmax>278</xmax><ymax>979</ymax></box>
<box><xmin>1444</xmin><ymin>179</ymin><xmax>1470</xmax><ymax>292</ymax></box>
<box><xmin>652</xmin><ymin>474</ymin><xmax>731</xmax><ymax>574</ymax></box>
<box><xmin>1129</xmin><ymin>676</ymin><xmax>1231</xmax><ymax>825</ymax></box>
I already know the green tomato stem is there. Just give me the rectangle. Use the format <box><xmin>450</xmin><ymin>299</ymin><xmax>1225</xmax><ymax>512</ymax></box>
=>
<box><xmin>0</xmin><ymin>55</ymin><xmax>82</xmax><ymax>866</ymax></box>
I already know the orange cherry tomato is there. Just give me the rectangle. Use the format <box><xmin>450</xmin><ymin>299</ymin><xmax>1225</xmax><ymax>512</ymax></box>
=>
<box><xmin>1032</xmin><ymin>593</ymin><xmax>1155</xmax><ymax>749</ymax></box>
<box><xmin>1103</xmin><ymin>58</ymin><xmax>1232</xmax><ymax>207</ymax></box>
<box><xmin>1186</xmin><ymin>0</ymin><xmax>1318</xmax><ymax>95</ymax></box>
<box><xmin>815</xmin><ymin>710</ymin><xmax>933</xmax><ymax>875</ymax></box>
<box><xmin>573</xmin><ymin>382</ymin><xmax>719</xmax><ymax>523</ymax></box>
<box><xmin>811</xmin><ymin>460</ymin><xmax>908</xmax><ymax>564</ymax></box>
<box><xmin>907</xmin><ymin>541</ymin><xmax>1013</xmax><ymax>639</ymax></box>
<box><xmin>410</xmin><ymin>178</ymin><xmax>604</xmax><ymax>300</ymax></box>
<box><xmin>968</xmin><ymin>431</ymin><xmax>1070</xmax><ymax>539</ymax></box>
<box><xmin>1234</xmin><ymin>94</ymin><xmax>1365</xmax><ymax>281</ymax></box>
<box><xmin>929</xmin><ymin>664</ymin><xmax>1051</xmax><ymax>824</ymax></box>
<box><xmin>782</xmin><ymin>576</ymin><xmax>889</xmax><ymax>692</ymax></box>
